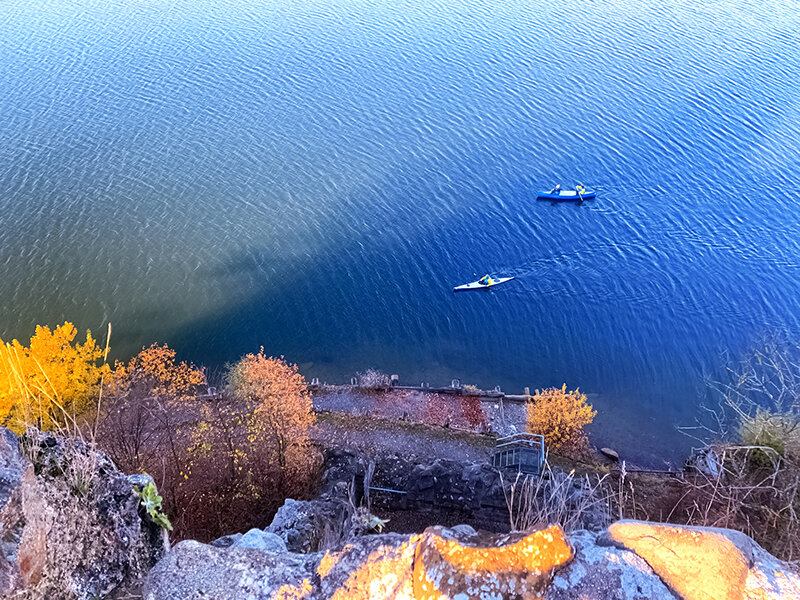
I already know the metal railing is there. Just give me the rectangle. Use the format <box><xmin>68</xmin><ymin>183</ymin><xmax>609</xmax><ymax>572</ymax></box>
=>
<box><xmin>492</xmin><ymin>433</ymin><xmax>545</xmax><ymax>476</ymax></box>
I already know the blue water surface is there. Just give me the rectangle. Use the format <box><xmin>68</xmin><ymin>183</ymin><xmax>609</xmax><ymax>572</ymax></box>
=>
<box><xmin>2</xmin><ymin>0</ymin><xmax>800</xmax><ymax>465</ymax></box>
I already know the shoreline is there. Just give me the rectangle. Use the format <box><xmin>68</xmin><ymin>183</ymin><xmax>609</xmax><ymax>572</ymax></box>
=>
<box><xmin>310</xmin><ymin>381</ymin><xmax>682</xmax><ymax>471</ymax></box>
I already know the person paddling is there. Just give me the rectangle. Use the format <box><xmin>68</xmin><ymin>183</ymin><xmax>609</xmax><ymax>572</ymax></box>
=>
<box><xmin>479</xmin><ymin>275</ymin><xmax>493</xmax><ymax>286</ymax></box>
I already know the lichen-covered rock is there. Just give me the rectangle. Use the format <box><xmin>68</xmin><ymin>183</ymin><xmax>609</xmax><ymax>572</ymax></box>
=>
<box><xmin>414</xmin><ymin>525</ymin><xmax>572</xmax><ymax>599</ymax></box>
<box><xmin>0</xmin><ymin>428</ymin><xmax>169</xmax><ymax>600</ymax></box>
<box><xmin>143</xmin><ymin>540</ymin><xmax>318</xmax><ymax>600</ymax></box>
<box><xmin>145</xmin><ymin>525</ymin><xmax>573</xmax><ymax>600</ymax></box>
<box><xmin>548</xmin><ymin>530</ymin><xmax>676</xmax><ymax>599</ymax></box>
<box><xmin>316</xmin><ymin>533</ymin><xmax>420</xmax><ymax>600</ymax></box>
<box><xmin>603</xmin><ymin>520</ymin><xmax>800</xmax><ymax>600</ymax></box>
<box><xmin>144</xmin><ymin>513</ymin><xmax>800</xmax><ymax>600</ymax></box>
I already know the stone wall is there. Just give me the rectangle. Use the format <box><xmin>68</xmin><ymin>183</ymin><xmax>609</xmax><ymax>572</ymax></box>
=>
<box><xmin>322</xmin><ymin>450</ymin><xmax>607</xmax><ymax>534</ymax></box>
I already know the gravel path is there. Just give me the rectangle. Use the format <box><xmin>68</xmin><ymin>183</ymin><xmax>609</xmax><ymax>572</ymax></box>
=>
<box><xmin>311</xmin><ymin>410</ymin><xmax>496</xmax><ymax>464</ymax></box>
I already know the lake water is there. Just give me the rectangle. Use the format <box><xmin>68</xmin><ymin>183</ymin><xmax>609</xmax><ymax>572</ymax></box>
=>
<box><xmin>2</xmin><ymin>0</ymin><xmax>800</xmax><ymax>466</ymax></box>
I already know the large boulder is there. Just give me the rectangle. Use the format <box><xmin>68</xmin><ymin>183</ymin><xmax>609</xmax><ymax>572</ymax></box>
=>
<box><xmin>601</xmin><ymin>520</ymin><xmax>800</xmax><ymax>600</ymax></box>
<box><xmin>266</xmin><ymin>497</ymin><xmax>353</xmax><ymax>553</ymax></box>
<box><xmin>144</xmin><ymin>517</ymin><xmax>800</xmax><ymax>600</ymax></box>
<box><xmin>143</xmin><ymin>539</ymin><xmax>318</xmax><ymax>600</ymax></box>
<box><xmin>548</xmin><ymin>530</ymin><xmax>676</xmax><ymax>599</ymax></box>
<box><xmin>144</xmin><ymin>525</ymin><xmax>573</xmax><ymax>600</ymax></box>
<box><xmin>414</xmin><ymin>524</ymin><xmax>572</xmax><ymax>599</ymax></box>
<box><xmin>0</xmin><ymin>428</ymin><xmax>169</xmax><ymax>600</ymax></box>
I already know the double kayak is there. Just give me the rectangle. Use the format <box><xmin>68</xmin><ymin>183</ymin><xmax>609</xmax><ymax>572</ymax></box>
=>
<box><xmin>453</xmin><ymin>276</ymin><xmax>515</xmax><ymax>292</ymax></box>
<box><xmin>536</xmin><ymin>186</ymin><xmax>596</xmax><ymax>201</ymax></box>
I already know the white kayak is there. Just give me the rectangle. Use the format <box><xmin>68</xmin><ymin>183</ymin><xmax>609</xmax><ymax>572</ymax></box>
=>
<box><xmin>453</xmin><ymin>276</ymin><xmax>515</xmax><ymax>292</ymax></box>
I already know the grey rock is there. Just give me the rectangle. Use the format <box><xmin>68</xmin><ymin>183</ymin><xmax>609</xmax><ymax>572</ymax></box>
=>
<box><xmin>266</xmin><ymin>497</ymin><xmax>351</xmax><ymax>553</ymax></box>
<box><xmin>144</xmin><ymin>516</ymin><xmax>800</xmax><ymax>600</ymax></box>
<box><xmin>144</xmin><ymin>534</ymin><xmax>417</xmax><ymax>600</ymax></box>
<box><xmin>210</xmin><ymin>533</ymin><xmax>242</xmax><ymax>548</ymax></box>
<box><xmin>449</xmin><ymin>524</ymin><xmax>477</xmax><ymax>539</ymax></box>
<box><xmin>143</xmin><ymin>540</ymin><xmax>317</xmax><ymax>600</ymax></box>
<box><xmin>127</xmin><ymin>473</ymin><xmax>155</xmax><ymax>489</ymax></box>
<box><xmin>234</xmin><ymin>529</ymin><xmax>288</xmax><ymax>553</ymax></box>
<box><xmin>547</xmin><ymin>530</ymin><xmax>677</xmax><ymax>600</ymax></box>
<box><xmin>0</xmin><ymin>427</ymin><xmax>169</xmax><ymax>600</ymax></box>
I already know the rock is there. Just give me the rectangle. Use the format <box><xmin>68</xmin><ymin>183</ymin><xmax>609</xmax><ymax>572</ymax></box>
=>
<box><xmin>210</xmin><ymin>533</ymin><xmax>242</xmax><ymax>548</ymax></box>
<box><xmin>127</xmin><ymin>473</ymin><xmax>155</xmax><ymax>489</ymax></box>
<box><xmin>600</xmin><ymin>447</ymin><xmax>620</xmax><ymax>461</ymax></box>
<box><xmin>145</xmin><ymin>517</ymin><xmax>800</xmax><ymax>600</ymax></box>
<box><xmin>267</xmin><ymin>497</ymin><xmax>352</xmax><ymax>553</ymax></box>
<box><xmin>449</xmin><ymin>524</ymin><xmax>477</xmax><ymax>539</ymax></box>
<box><xmin>0</xmin><ymin>428</ymin><xmax>169</xmax><ymax>600</ymax></box>
<box><xmin>316</xmin><ymin>533</ymin><xmax>420</xmax><ymax>600</ymax></box>
<box><xmin>548</xmin><ymin>530</ymin><xmax>676</xmax><ymax>599</ymax></box>
<box><xmin>143</xmin><ymin>539</ymin><xmax>317</xmax><ymax>600</ymax></box>
<box><xmin>234</xmin><ymin>529</ymin><xmax>288</xmax><ymax>553</ymax></box>
<box><xmin>604</xmin><ymin>520</ymin><xmax>747</xmax><ymax>600</ymax></box>
<box><xmin>414</xmin><ymin>525</ymin><xmax>573</xmax><ymax>599</ymax></box>
<box><xmin>603</xmin><ymin>520</ymin><xmax>800</xmax><ymax>600</ymax></box>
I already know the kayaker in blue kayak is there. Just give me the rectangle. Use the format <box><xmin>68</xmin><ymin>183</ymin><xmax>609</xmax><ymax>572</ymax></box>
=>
<box><xmin>479</xmin><ymin>275</ymin><xmax>493</xmax><ymax>286</ymax></box>
<box><xmin>550</xmin><ymin>184</ymin><xmax>561</xmax><ymax>194</ymax></box>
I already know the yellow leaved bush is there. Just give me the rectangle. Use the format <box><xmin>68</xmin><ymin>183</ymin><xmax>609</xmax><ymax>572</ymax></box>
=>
<box><xmin>526</xmin><ymin>384</ymin><xmax>596</xmax><ymax>454</ymax></box>
<box><xmin>0</xmin><ymin>322</ymin><xmax>110</xmax><ymax>432</ymax></box>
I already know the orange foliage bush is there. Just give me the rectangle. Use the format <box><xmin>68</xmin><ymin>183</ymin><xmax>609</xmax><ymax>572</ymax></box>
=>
<box><xmin>0</xmin><ymin>322</ymin><xmax>109</xmax><ymax>432</ymax></box>
<box><xmin>226</xmin><ymin>349</ymin><xmax>316</xmax><ymax>472</ymax></box>
<box><xmin>526</xmin><ymin>384</ymin><xmax>596</xmax><ymax>455</ymax></box>
<box><xmin>110</xmin><ymin>343</ymin><xmax>206</xmax><ymax>399</ymax></box>
<box><xmin>172</xmin><ymin>350</ymin><xmax>320</xmax><ymax>541</ymax></box>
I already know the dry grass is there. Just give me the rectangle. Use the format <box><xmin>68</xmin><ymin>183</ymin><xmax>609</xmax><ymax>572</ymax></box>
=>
<box><xmin>500</xmin><ymin>459</ymin><xmax>611</xmax><ymax>533</ymax></box>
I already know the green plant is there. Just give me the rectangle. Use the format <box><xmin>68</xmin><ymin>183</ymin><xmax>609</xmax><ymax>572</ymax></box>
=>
<box><xmin>136</xmin><ymin>482</ymin><xmax>173</xmax><ymax>531</ymax></box>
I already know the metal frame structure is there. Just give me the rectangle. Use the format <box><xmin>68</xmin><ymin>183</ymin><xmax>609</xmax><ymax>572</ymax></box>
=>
<box><xmin>492</xmin><ymin>432</ymin><xmax>545</xmax><ymax>476</ymax></box>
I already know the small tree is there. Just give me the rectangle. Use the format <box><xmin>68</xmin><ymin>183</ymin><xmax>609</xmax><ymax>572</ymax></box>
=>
<box><xmin>226</xmin><ymin>350</ymin><xmax>315</xmax><ymax>474</ymax></box>
<box><xmin>0</xmin><ymin>322</ymin><xmax>109</xmax><ymax>432</ymax></box>
<box><xmin>526</xmin><ymin>384</ymin><xmax>596</xmax><ymax>455</ymax></box>
<box><xmin>99</xmin><ymin>344</ymin><xmax>205</xmax><ymax>474</ymax></box>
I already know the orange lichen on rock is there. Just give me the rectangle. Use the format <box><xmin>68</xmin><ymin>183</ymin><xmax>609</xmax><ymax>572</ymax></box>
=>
<box><xmin>413</xmin><ymin>525</ymin><xmax>572</xmax><ymax>600</ymax></box>
<box><xmin>607</xmin><ymin>521</ymin><xmax>748</xmax><ymax>600</ymax></box>
<box><xmin>272</xmin><ymin>578</ymin><xmax>313</xmax><ymax>600</ymax></box>
<box><xmin>317</xmin><ymin>551</ymin><xmax>338</xmax><ymax>579</ymax></box>
<box><xmin>326</xmin><ymin>537</ymin><xmax>420</xmax><ymax>600</ymax></box>
<box><xmin>432</xmin><ymin>525</ymin><xmax>571</xmax><ymax>574</ymax></box>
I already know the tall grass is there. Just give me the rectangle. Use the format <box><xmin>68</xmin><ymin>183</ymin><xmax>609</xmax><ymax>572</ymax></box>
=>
<box><xmin>499</xmin><ymin>460</ymin><xmax>611</xmax><ymax>533</ymax></box>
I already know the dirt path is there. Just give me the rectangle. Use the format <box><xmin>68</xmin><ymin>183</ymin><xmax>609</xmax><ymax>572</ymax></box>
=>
<box><xmin>311</xmin><ymin>410</ymin><xmax>496</xmax><ymax>464</ymax></box>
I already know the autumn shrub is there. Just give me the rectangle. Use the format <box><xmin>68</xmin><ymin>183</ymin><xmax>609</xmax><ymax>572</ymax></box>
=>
<box><xmin>460</xmin><ymin>395</ymin><xmax>488</xmax><ymax>430</ymax></box>
<box><xmin>227</xmin><ymin>350</ymin><xmax>315</xmax><ymax>467</ymax></box>
<box><xmin>96</xmin><ymin>344</ymin><xmax>208</xmax><ymax>538</ymax></box>
<box><xmin>0</xmin><ymin>322</ymin><xmax>109</xmax><ymax>432</ymax></box>
<box><xmin>177</xmin><ymin>392</ymin><xmax>312</xmax><ymax>541</ymax></box>
<box><xmin>99</xmin><ymin>344</ymin><xmax>206</xmax><ymax>474</ymax></box>
<box><xmin>175</xmin><ymin>350</ymin><xmax>323</xmax><ymax>540</ymax></box>
<box><xmin>526</xmin><ymin>385</ymin><xmax>596</xmax><ymax>456</ymax></box>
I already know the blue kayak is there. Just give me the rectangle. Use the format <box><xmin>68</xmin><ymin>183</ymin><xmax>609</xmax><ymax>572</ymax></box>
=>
<box><xmin>536</xmin><ymin>186</ymin><xmax>596</xmax><ymax>201</ymax></box>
